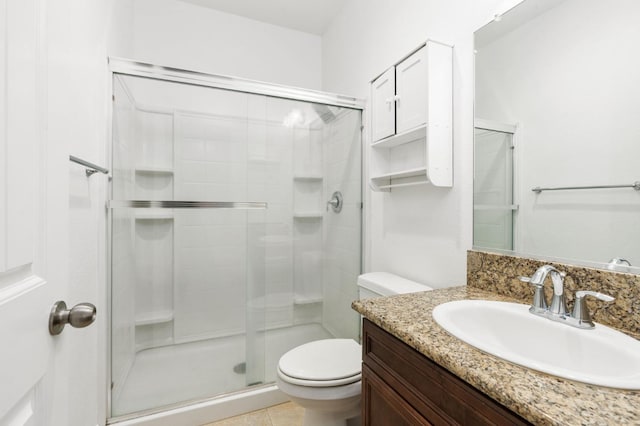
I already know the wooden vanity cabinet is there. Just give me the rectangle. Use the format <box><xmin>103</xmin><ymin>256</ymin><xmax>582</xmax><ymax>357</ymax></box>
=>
<box><xmin>361</xmin><ymin>319</ymin><xmax>532</xmax><ymax>426</ymax></box>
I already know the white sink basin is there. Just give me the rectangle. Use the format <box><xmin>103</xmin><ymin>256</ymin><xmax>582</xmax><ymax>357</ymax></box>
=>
<box><xmin>432</xmin><ymin>300</ymin><xmax>640</xmax><ymax>389</ymax></box>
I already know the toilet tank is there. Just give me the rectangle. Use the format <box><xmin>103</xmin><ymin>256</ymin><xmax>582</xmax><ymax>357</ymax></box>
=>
<box><xmin>357</xmin><ymin>272</ymin><xmax>432</xmax><ymax>299</ymax></box>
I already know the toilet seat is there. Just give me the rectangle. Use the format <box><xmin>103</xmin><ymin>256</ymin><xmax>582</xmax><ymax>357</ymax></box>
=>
<box><xmin>277</xmin><ymin>339</ymin><xmax>361</xmax><ymax>387</ymax></box>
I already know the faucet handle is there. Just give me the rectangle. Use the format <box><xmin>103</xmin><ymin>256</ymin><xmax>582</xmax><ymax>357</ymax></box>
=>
<box><xmin>519</xmin><ymin>276</ymin><xmax>548</xmax><ymax>314</ymax></box>
<box><xmin>575</xmin><ymin>290</ymin><xmax>615</xmax><ymax>302</ymax></box>
<box><xmin>570</xmin><ymin>291</ymin><xmax>615</xmax><ymax>329</ymax></box>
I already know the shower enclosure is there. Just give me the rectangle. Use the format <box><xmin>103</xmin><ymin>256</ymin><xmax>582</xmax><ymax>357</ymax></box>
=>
<box><xmin>108</xmin><ymin>59</ymin><xmax>363</xmax><ymax>419</ymax></box>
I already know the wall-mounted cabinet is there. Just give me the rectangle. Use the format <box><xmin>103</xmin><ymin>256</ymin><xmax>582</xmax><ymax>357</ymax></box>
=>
<box><xmin>369</xmin><ymin>40</ymin><xmax>453</xmax><ymax>191</ymax></box>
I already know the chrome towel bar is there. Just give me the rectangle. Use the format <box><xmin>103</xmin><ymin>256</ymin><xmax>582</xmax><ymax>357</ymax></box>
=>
<box><xmin>532</xmin><ymin>181</ymin><xmax>640</xmax><ymax>193</ymax></box>
<box><xmin>70</xmin><ymin>155</ymin><xmax>109</xmax><ymax>177</ymax></box>
<box><xmin>108</xmin><ymin>200</ymin><xmax>267</xmax><ymax>209</ymax></box>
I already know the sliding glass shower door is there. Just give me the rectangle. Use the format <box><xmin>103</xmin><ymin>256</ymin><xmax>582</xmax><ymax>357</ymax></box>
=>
<box><xmin>109</xmin><ymin>71</ymin><xmax>362</xmax><ymax>417</ymax></box>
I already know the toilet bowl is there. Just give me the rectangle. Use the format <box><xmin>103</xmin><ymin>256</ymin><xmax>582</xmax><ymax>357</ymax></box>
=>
<box><xmin>276</xmin><ymin>339</ymin><xmax>361</xmax><ymax>426</ymax></box>
<box><xmin>276</xmin><ymin>272</ymin><xmax>432</xmax><ymax>426</ymax></box>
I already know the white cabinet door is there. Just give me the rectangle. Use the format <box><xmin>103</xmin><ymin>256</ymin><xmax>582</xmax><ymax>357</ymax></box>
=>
<box><xmin>395</xmin><ymin>47</ymin><xmax>427</xmax><ymax>134</ymax></box>
<box><xmin>371</xmin><ymin>67</ymin><xmax>396</xmax><ymax>142</ymax></box>
<box><xmin>0</xmin><ymin>0</ymin><xmax>98</xmax><ymax>424</ymax></box>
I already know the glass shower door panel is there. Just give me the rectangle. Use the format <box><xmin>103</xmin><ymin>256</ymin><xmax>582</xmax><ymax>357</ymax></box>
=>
<box><xmin>258</xmin><ymin>97</ymin><xmax>363</xmax><ymax>385</ymax></box>
<box><xmin>110</xmin><ymin>74</ymin><xmax>267</xmax><ymax>417</ymax></box>
<box><xmin>110</xmin><ymin>208</ymin><xmax>265</xmax><ymax>416</ymax></box>
<box><xmin>320</xmin><ymin>108</ymin><xmax>363</xmax><ymax>341</ymax></box>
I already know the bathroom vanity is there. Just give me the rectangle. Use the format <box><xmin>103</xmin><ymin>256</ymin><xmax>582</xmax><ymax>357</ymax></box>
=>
<box><xmin>361</xmin><ymin>318</ymin><xmax>530</xmax><ymax>425</ymax></box>
<box><xmin>353</xmin><ymin>254</ymin><xmax>640</xmax><ymax>426</ymax></box>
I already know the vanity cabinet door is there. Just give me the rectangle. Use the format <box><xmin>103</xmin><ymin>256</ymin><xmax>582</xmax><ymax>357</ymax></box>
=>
<box><xmin>395</xmin><ymin>46</ymin><xmax>427</xmax><ymax>133</ymax></box>
<box><xmin>371</xmin><ymin>67</ymin><xmax>396</xmax><ymax>142</ymax></box>
<box><xmin>362</xmin><ymin>364</ymin><xmax>432</xmax><ymax>426</ymax></box>
<box><xmin>362</xmin><ymin>319</ymin><xmax>532</xmax><ymax>426</ymax></box>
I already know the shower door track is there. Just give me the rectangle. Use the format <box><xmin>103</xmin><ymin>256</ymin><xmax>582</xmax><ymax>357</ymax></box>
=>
<box><xmin>108</xmin><ymin>200</ymin><xmax>267</xmax><ymax>209</ymax></box>
<box><xmin>108</xmin><ymin>57</ymin><xmax>365</xmax><ymax>110</ymax></box>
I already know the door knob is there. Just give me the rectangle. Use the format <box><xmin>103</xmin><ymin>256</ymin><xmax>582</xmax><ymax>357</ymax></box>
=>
<box><xmin>49</xmin><ymin>301</ymin><xmax>97</xmax><ymax>335</ymax></box>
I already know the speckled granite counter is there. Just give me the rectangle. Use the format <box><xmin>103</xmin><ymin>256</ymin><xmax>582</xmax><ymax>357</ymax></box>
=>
<box><xmin>352</xmin><ymin>286</ymin><xmax>640</xmax><ymax>426</ymax></box>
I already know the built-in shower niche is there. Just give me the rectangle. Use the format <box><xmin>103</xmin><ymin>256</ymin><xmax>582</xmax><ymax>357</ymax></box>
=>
<box><xmin>292</xmin><ymin>126</ymin><xmax>324</xmax><ymax>307</ymax></box>
<box><xmin>133</xmin><ymin>219</ymin><xmax>174</xmax><ymax>350</ymax></box>
<box><xmin>133</xmin><ymin>107</ymin><xmax>175</xmax><ymax>351</ymax></box>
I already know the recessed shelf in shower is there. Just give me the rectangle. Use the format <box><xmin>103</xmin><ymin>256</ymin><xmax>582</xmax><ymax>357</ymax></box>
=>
<box><xmin>293</xmin><ymin>212</ymin><xmax>323</xmax><ymax>219</ymax></box>
<box><xmin>135</xmin><ymin>166</ymin><xmax>174</xmax><ymax>174</ymax></box>
<box><xmin>293</xmin><ymin>175</ymin><xmax>323</xmax><ymax>181</ymax></box>
<box><xmin>135</xmin><ymin>210</ymin><xmax>174</xmax><ymax>220</ymax></box>
<box><xmin>293</xmin><ymin>293</ymin><xmax>323</xmax><ymax>305</ymax></box>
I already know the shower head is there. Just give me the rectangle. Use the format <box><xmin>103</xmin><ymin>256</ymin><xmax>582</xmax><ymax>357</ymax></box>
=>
<box><xmin>312</xmin><ymin>103</ymin><xmax>337</xmax><ymax>124</ymax></box>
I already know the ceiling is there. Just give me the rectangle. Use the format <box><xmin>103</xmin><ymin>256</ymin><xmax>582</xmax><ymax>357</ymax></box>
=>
<box><xmin>179</xmin><ymin>0</ymin><xmax>349</xmax><ymax>35</ymax></box>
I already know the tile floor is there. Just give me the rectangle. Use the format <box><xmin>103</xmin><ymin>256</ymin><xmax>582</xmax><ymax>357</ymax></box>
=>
<box><xmin>203</xmin><ymin>402</ymin><xmax>304</xmax><ymax>426</ymax></box>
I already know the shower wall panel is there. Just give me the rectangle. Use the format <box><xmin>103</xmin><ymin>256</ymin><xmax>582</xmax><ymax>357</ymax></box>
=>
<box><xmin>173</xmin><ymin>109</ymin><xmax>250</xmax><ymax>342</ymax></box>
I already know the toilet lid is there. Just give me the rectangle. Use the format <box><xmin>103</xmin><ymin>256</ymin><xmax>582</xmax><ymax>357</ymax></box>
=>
<box><xmin>278</xmin><ymin>339</ymin><xmax>361</xmax><ymax>381</ymax></box>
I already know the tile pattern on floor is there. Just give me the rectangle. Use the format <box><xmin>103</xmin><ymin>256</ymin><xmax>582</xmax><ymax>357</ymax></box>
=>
<box><xmin>203</xmin><ymin>402</ymin><xmax>304</xmax><ymax>426</ymax></box>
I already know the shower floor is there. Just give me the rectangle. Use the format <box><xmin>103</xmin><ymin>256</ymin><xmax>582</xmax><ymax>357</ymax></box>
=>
<box><xmin>112</xmin><ymin>323</ymin><xmax>333</xmax><ymax>417</ymax></box>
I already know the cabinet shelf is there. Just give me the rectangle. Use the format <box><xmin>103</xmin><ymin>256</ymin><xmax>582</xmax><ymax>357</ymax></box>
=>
<box><xmin>371</xmin><ymin>125</ymin><xmax>426</xmax><ymax>149</ymax></box>
<box><xmin>370</xmin><ymin>167</ymin><xmax>429</xmax><ymax>191</ymax></box>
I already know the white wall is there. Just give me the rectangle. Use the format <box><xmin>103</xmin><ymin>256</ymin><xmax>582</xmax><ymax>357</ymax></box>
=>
<box><xmin>322</xmin><ymin>0</ymin><xmax>510</xmax><ymax>288</ymax></box>
<box><xmin>47</xmin><ymin>0</ymin><xmax>135</xmax><ymax>424</ymax></box>
<box><xmin>131</xmin><ymin>0</ymin><xmax>322</xmax><ymax>90</ymax></box>
<box><xmin>476</xmin><ymin>0</ymin><xmax>640</xmax><ymax>266</ymax></box>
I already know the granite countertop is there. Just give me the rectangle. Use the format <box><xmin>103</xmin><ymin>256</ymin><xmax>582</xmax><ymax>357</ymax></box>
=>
<box><xmin>352</xmin><ymin>286</ymin><xmax>640</xmax><ymax>426</ymax></box>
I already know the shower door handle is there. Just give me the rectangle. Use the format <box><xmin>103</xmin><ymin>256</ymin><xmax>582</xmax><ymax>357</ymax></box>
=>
<box><xmin>49</xmin><ymin>301</ymin><xmax>97</xmax><ymax>335</ymax></box>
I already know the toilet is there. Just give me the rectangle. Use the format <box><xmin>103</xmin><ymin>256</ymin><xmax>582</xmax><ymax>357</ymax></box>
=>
<box><xmin>276</xmin><ymin>272</ymin><xmax>433</xmax><ymax>426</ymax></box>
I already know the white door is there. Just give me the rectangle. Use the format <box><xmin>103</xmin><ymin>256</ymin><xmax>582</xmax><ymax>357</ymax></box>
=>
<box><xmin>371</xmin><ymin>67</ymin><xmax>396</xmax><ymax>142</ymax></box>
<box><xmin>396</xmin><ymin>46</ymin><xmax>427</xmax><ymax>134</ymax></box>
<box><xmin>0</xmin><ymin>0</ymin><xmax>100</xmax><ymax>424</ymax></box>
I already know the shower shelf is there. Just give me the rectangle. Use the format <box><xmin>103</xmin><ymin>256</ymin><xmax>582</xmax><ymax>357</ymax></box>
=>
<box><xmin>293</xmin><ymin>294</ymin><xmax>323</xmax><ymax>305</ymax></box>
<box><xmin>293</xmin><ymin>175</ymin><xmax>323</xmax><ymax>181</ymax></box>
<box><xmin>135</xmin><ymin>166</ymin><xmax>174</xmax><ymax>174</ymax></box>
<box><xmin>293</xmin><ymin>212</ymin><xmax>323</xmax><ymax>219</ymax></box>
<box><xmin>135</xmin><ymin>311</ymin><xmax>174</xmax><ymax>326</ymax></box>
<box><xmin>135</xmin><ymin>210</ymin><xmax>174</xmax><ymax>220</ymax></box>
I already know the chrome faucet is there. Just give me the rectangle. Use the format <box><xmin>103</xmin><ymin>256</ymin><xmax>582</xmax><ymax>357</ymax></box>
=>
<box><xmin>520</xmin><ymin>265</ymin><xmax>568</xmax><ymax>319</ymax></box>
<box><xmin>519</xmin><ymin>265</ymin><xmax>614</xmax><ymax>329</ymax></box>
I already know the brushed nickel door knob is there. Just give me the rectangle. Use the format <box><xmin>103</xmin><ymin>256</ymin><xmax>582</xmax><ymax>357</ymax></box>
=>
<box><xmin>49</xmin><ymin>301</ymin><xmax>97</xmax><ymax>335</ymax></box>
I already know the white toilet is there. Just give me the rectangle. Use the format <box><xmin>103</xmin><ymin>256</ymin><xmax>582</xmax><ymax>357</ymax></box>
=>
<box><xmin>276</xmin><ymin>272</ymin><xmax>433</xmax><ymax>426</ymax></box>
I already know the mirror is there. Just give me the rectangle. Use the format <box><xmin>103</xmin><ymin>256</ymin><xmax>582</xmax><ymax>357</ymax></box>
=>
<box><xmin>473</xmin><ymin>0</ymin><xmax>640</xmax><ymax>274</ymax></box>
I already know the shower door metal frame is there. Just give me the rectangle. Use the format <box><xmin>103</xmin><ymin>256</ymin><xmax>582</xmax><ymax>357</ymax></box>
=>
<box><xmin>106</xmin><ymin>57</ymin><xmax>366</xmax><ymax>423</ymax></box>
<box><xmin>109</xmin><ymin>57</ymin><xmax>365</xmax><ymax>109</ymax></box>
